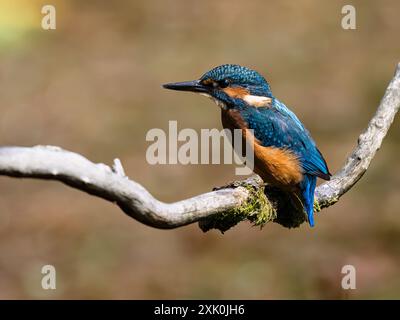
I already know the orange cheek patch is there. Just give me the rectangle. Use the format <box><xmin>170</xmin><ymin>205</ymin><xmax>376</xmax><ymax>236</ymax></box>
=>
<box><xmin>222</xmin><ymin>87</ymin><xmax>250</xmax><ymax>99</ymax></box>
<box><xmin>223</xmin><ymin>87</ymin><xmax>271</xmax><ymax>107</ymax></box>
<box><xmin>202</xmin><ymin>78</ymin><xmax>214</xmax><ymax>86</ymax></box>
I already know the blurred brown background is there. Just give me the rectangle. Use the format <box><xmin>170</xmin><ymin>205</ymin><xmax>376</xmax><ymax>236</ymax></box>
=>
<box><xmin>0</xmin><ymin>0</ymin><xmax>399</xmax><ymax>299</ymax></box>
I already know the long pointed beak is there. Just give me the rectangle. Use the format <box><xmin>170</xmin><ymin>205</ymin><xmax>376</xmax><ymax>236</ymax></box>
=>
<box><xmin>162</xmin><ymin>80</ymin><xmax>209</xmax><ymax>93</ymax></box>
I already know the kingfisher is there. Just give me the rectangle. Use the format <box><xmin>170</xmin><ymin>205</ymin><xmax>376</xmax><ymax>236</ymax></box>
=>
<box><xmin>163</xmin><ymin>64</ymin><xmax>331</xmax><ymax>227</ymax></box>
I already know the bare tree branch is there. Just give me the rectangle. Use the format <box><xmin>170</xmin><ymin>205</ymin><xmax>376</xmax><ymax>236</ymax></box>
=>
<box><xmin>0</xmin><ymin>63</ymin><xmax>399</xmax><ymax>230</ymax></box>
<box><xmin>316</xmin><ymin>63</ymin><xmax>400</xmax><ymax>207</ymax></box>
<box><xmin>0</xmin><ymin>145</ymin><xmax>252</xmax><ymax>229</ymax></box>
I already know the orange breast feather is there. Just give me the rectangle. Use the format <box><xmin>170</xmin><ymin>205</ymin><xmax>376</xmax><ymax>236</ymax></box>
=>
<box><xmin>221</xmin><ymin>109</ymin><xmax>303</xmax><ymax>188</ymax></box>
<box><xmin>252</xmin><ymin>142</ymin><xmax>303</xmax><ymax>188</ymax></box>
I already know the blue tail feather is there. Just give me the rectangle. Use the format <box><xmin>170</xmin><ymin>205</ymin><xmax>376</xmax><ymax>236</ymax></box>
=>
<box><xmin>301</xmin><ymin>174</ymin><xmax>317</xmax><ymax>227</ymax></box>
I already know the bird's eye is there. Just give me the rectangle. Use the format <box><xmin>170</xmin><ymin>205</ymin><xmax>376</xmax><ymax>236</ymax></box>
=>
<box><xmin>201</xmin><ymin>78</ymin><xmax>230</xmax><ymax>89</ymax></box>
<box><xmin>218</xmin><ymin>79</ymin><xmax>230</xmax><ymax>88</ymax></box>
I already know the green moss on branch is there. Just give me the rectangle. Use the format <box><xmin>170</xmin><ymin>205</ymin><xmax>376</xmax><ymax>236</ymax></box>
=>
<box><xmin>198</xmin><ymin>180</ymin><xmax>276</xmax><ymax>233</ymax></box>
<box><xmin>198</xmin><ymin>176</ymin><xmax>319</xmax><ymax>233</ymax></box>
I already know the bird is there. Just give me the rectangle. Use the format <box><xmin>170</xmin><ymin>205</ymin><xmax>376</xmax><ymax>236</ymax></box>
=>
<box><xmin>163</xmin><ymin>64</ymin><xmax>331</xmax><ymax>227</ymax></box>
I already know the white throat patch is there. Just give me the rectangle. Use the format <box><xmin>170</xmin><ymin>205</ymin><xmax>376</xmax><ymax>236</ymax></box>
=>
<box><xmin>242</xmin><ymin>95</ymin><xmax>272</xmax><ymax>107</ymax></box>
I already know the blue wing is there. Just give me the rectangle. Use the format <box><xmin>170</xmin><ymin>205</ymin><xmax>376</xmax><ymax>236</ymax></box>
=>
<box><xmin>241</xmin><ymin>100</ymin><xmax>330</xmax><ymax>180</ymax></box>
